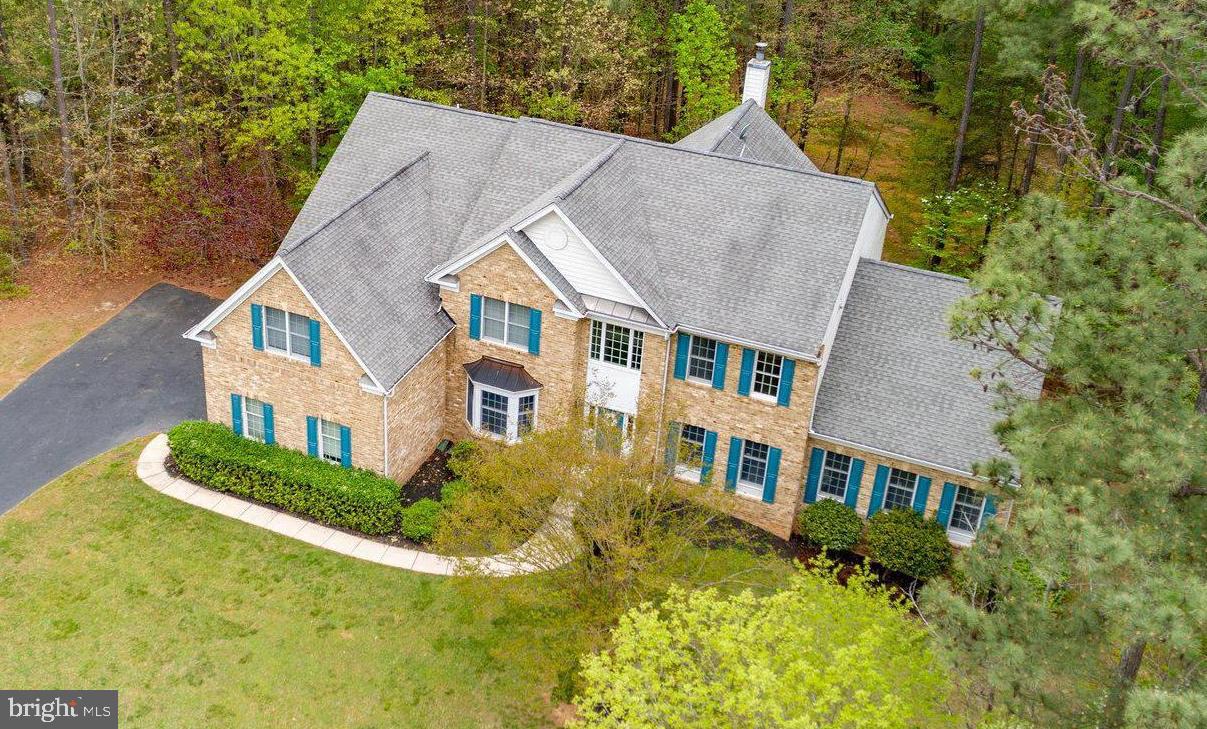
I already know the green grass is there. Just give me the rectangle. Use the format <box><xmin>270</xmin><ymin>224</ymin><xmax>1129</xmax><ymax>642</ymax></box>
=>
<box><xmin>0</xmin><ymin>440</ymin><xmax>583</xmax><ymax>727</ymax></box>
<box><xmin>0</xmin><ymin>440</ymin><xmax>790</xmax><ymax>727</ymax></box>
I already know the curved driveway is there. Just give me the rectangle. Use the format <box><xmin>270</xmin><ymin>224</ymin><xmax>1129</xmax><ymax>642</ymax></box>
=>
<box><xmin>0</xmin><ymin>284</ymin><xmax>217</xmax><ymax>513</ymax></box>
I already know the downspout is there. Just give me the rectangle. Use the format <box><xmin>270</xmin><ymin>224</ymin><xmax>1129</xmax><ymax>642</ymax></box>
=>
<box><xmin>382</xmin><ymin>394</ymin><xmax>390</xmax><ymax>477</ymax></box>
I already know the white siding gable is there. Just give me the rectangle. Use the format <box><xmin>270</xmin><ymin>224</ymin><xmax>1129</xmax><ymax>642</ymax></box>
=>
<box><xmin>520</xmin><ymin>211</ymin><xmax>641</xmax><ymax>306</ymax></box>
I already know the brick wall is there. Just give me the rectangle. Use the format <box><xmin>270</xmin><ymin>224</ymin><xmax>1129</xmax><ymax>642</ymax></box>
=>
<box><xmin>804</xmin><ymin>434</ymin><xmax>1012</xmax><ymax>527</ymax></box>
<box><xmin>385</xmin><ymin>336</ymin><xmax>450</xmax><ymax>481</ymax></box>
<box><xmin>440</xmin><ymin>244</ymin><xmax>589</xmax><ymax>440</ymax></box>
<box><xmin>642</xmin><ymin>344</ymin><xmax>820</xmax><ymax>540</ymax></box>
<box><xmin>201</xmin><ymin>267</ymin><xmax>386</xmax><ymax>471</ymax></box>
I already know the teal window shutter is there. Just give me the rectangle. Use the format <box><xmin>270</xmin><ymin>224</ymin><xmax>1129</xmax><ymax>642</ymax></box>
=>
<box><xmin>724</xmin><ymin>437</ymin><xmax>742</xmax><ymax>491</ymax></box>
<box><xmin>262</xmin><ymin>403</ymin><xmax>275</xmax><ymax>445</ymax></box>
<box><xmin>935</xmin><ymin>482</ymin><xmax>958</xmax><ymax>526</ymax></box>
<box><xmin>711</xmin><ymin>343</ymin><xmax>728</xmax><ymax>389</ymax></box>
<box><xmin>762</xmin><ymin>447</ymin><xmax>781</xmax><ymax>503</ymax></box>
<box><xmin>528</xmin><ymin>308</ymin><xmax>542</xmax><ymax>355</ymax></box>
<box><xmin>981</xmin><ymin>495</ymin><xmax>997</xmax><ymax>528</ymax></box>
<box><xmin>804</xmin><ymin>447</ymin><xmax>824</xmax><ymax>503</ymax></box>
<box><xmin>230</xmin><ymin>394</ymin><xmax>243</xmax><ymax>436</ymax></box>
<box><xmin>306</xmin><ymin>416</ymin><xmax>318</xmax><ymax>457</ymax></box>
<box><xmin>673</xmin><ymin>333</ymin><xmax>690</xmax><ymax>379</ymax></box>
<box><xmin>912</xmin><ymin>476</ymin><xmax>932</xmax><ymax>514</ymax></box>
<box><xmin>339</xmin><ymin>425</ymin><xmax>352</xmax><ymax>468</ymax></box>
<box><xmin>845</xmin><ymin>458</ymin><xmax>865</xmax><ymax>508</ymax></box>
<box><xmin>777</xmin><ymin>359</ymin><xmax>795</xmax><ymax>407</ymax></box>
<box><xmin>867</xmin><ymin>465</ymin><xmax>890</xmax><ymax>517</ymax></box>
<box><xmin>737</xmin><ymin>348</ymin><xmax>755</xmax><ymax>396</ymax></box>
<box><xmin>468</xmin><ymin>294</ymin><xmax>482</xmax><ymax>340</ymax></box>
<box><xmin>664</xmin><ymin>422</ymin><xmax>680</xmax><ymax>471</ymax></box>
<box><xmin>701</xmin><ymin>430</ymin><xmax>718</xmax><ymax>483</ymax></box>
<box><xmin>250</xmin><ymin>304</ymin><xmax>264</xmax><ymax>351</ymax></box>
<box><xmin>308</xmin><ymin>319</ymin><xmax>321</xmax><ymax>366</ymax></box>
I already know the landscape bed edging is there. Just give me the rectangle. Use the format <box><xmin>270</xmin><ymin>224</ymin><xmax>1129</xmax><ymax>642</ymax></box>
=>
<box><xmin>136</xmin><ymin>434</ymin><xmax>572</xmax><ymax>577</ymax></box>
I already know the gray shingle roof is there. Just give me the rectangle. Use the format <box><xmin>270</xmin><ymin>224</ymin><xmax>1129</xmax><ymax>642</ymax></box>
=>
<box><xmin>674</xmin><ymin>100</ymin><xmax>819</xmax><ymax>171</ymax></box>
<box><xmin>811</xmin><ymin>260</ymin><xmax>1045</xmax><ymax>474</ymax></box>
<box><xmin>273</xmin><ymin>93</ymin><xmax>883</xmax><ymax>386</ymax></box>
<box><xmin>280</xmin><ymin>153</ymin><xmax>453</xmax><ymax>388</ymax></box>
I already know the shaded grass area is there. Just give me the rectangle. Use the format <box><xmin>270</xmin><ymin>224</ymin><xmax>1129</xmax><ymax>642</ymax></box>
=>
<box><xmin>0</xmin><ymin>440</ymin><xmax>792</xmax><ymax>727</ymax></box>
<box><xmin>0</xmin><ymin>440</ymin><xmax>585</xmax><ymax>727</ymax></box>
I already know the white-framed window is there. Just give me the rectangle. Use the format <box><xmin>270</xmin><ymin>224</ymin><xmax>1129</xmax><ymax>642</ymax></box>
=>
<box><xmin>737</xmin><ymin>439</ymin><xmax>771</xmax><ymax>499</ymax></box>
<box><xmin>673</xmin><ymin>424</ymin><xmax>707</xmax><ymax>481</ymax></box>
<box><xmin>948</xmin><ymin>485</ymin><xmax>987</xmax><ymax>539</ymax></box>
<box><xmin>518</xmin><ymin>394</ymin><xmax>536</xmax><ymax>435</ymax></box>
<box><xmin>264</xmin><ymin>306</ymin><xmax>312</xmax><ymax>360</ymax></box>
<box><xmin>318</xmin><ymin>418</ymin><xmax>344</xmax><ymax>464</ymax></box>
<box><xmin>482</xmin><ymin>296</ymin><xmax>531</xmax><ymax>349</ymax></box>
<box><xmin>589</xmin><ymin>320</ymin><xmax>643</xmax><ymax>370</ymax></box>
<box><xmin>818</xmin><ymin>451</ymin><xmax>852</xmax><ymax>501</ymax></box>
<box><xmin>751</xmin><ymin>350</ymin><xmax>783</xmax><ymax>400</ymax></box>
<box><xmin>244</xmin><ymin>397</ymin><xmax>268</xmax><ymax>443</ymax></box>
<box><xmin>687</xmin><ymin>335</ymin><xmax>718</xmax><ymax>383</ymax></box>
<box><xmin>467</xmin><ymin>376</ymin><xmax>539</xmax><ymax>442</ymax></box>
<box><xmin>884</xmin><ymin>468</ymin><xmax>918</xmax><ymax>511</ymax></box>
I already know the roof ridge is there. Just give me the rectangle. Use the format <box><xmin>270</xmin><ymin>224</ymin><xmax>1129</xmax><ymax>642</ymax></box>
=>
<box><xmin>555</xmin><ymin>141</ymin><xmax>624</xmax><ymax>201</ymax></box>
<box><xmin>860</xmin><ymin>258</ymin><xmax>972</xmax><ymax>285</ymax></box>
<box><xmin>280</xmin><ymin>150</ymin><xmax>431</xmax><ymax>255</ymax></box>
<box><xmin>519</xmin><ymin>114</ymin><xmax>878</xmax><ymax>190</ymax></box>
<box><xmin>709</xmin><ymin>99</ymin><xmax>757</xmax><ymax>153</ymax></box>
<box><xmin>365</xmin><ymin>91</ymin><xmax>877</xmax><ymax>191</ymax></box>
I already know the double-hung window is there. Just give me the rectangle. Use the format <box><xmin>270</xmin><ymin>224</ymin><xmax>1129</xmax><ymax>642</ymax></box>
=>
<box><xmin>883</xmin><ymin>468</ymin><xmax>918</xmax><ymax>511</ymax></box>
<box><xmin>244</xmin><ymin>398</ymin><xmax>268</xmax><ymax>443</ymax></box>
<box><xmin>687</xmin><ymin>335</ymin><xmax>718</xmax><ymax>383</ymax></box>
<box><xmin>518</xmin><ymin>395</ymin><xmax>536</xmax><ymax>435</ymax></box>
<box><xmin>589</xmin><ymin>320</ymin><xmax>643</xmax><ymax>370</ymax></box>
<box><xmin>674</xmin><ymin>424</ymin><xmax>708</xmax><ymax>480</ymax></box>
<box><xmin>751</xmin><ymin>351</ymin><xmax>783</xmax><ymax>400</ymax></box>
<box><xmin>818</xmin><ymin>451</ymin><xmax>852</xmax><ymax>501</ymax></box>
<box><xmin>948</xmin><ymin>485</ymin><xmax>987</xmax><ymax>538</ymax></box>
<box><xmin>737</xmin><ymin>439</ymin><xmax>771</xmax><ymax>499</ymax></box>
<box><xmin>317</xmin><ymin>418</ymin><xmax>344</xmax><ymax>464</ymax></box>
<box><xmin>482</xmin><ymin>297</ymin><xmax>531</xmax><ymax>349</ymax></box>
<box><xmin>264</xmin><ymin>306</ymin><xmax>312</xmax><ymax>360</ymax></box>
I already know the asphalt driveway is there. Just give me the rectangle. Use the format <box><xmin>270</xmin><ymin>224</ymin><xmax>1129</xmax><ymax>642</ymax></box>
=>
<box><xmin>0</xmin><ymin>283</ymin><xmax>218</xmax><ymax>513</ymax></box>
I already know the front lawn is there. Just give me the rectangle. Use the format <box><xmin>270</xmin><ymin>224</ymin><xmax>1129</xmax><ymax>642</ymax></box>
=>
<box><xmin>0</xmin><ymin>439</ymin><xmax>786</xmax><ymax>727</ymax></box>
<box><xmin>0</xmin><ymin>441</ymin><xmax>581</xmax><ymax>726</ymax></box>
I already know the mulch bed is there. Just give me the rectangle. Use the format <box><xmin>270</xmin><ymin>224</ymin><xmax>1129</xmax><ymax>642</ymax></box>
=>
<box><xmin>789</xmin><ymin>537</ymin><xmax>924</xmax><ymax>603</ymax></box>
<box><xmin>400</xmin><ymin>449</ymin><xmax>454</xmax><ymax>505</ymax></box>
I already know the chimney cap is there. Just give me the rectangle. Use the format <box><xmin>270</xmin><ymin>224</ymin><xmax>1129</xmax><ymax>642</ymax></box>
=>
<box><xmin>754</xmin><ymin>41</ymin><xmax>767</xmax><ymax>61</ymax></box>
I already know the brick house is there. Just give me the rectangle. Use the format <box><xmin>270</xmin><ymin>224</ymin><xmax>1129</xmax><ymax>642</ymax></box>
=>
<box><xmin>184</xmin><ymin>48</ymin><xmax>1040</xmax><ymax>542</ymax></box>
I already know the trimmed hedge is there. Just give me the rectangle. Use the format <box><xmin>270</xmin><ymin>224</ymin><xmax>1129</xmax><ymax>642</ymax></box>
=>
<box><xmin>400</xmin><ymin>498</ymin><xmax>443</xmax><ymax>542</ymax></box>
<box><xmin>797</xmin><ymin>499</ymin><xmax>863</xmax><ymax>552</ymax></box>
<box><xmin>865</xmin><ymin>507</ymin><xmax>953</xmax><ymax>580</ymax></box>
<box><xmin>447</xmin><ymin>439</ymin><xmax>477</xmax><ymax>478</ymax></box>
<box><xmin>168</xmin><ymin>420</ymin><xmax>402</xmax><ymax>535</ymax></box>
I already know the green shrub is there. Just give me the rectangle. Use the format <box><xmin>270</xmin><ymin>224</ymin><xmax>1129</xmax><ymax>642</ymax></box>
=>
<box><xmin>446</xmin><ymin>439</ymin><xmax>477</xmax><ymax>478</ymax></box>
<box><xmin>440</xmin><ymin>478</ymin><xmax>471</xmax><ymax>505</ymax></box>
<box><xmin>168</xmin><ymin>420</ymin><xmax>402</xmax><ymax>535</ymax></box>
<box><xmin>797</xmin><ymin>499</ymin><xmax>863</xmax><ymax>552</ymax></box>
<box><xmin>865</xmin><ymin>508</ymin><xmax>953</xmax><ymax>580</ymax></box>
<box><xmin>400</xmin><ymin>498</ymin><xmax>443</xmax><ymax>542</ymax></box>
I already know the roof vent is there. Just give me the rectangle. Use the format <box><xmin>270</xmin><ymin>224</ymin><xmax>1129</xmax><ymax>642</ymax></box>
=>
<box><xmin>742</xmin><ymin>42</ymin><xmax>771</xmax><ymax>107</ymax></box>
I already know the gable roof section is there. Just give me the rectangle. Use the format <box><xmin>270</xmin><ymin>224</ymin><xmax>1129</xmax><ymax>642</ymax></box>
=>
<box><xmin>811</xmin><ymin>260</ymin><xmax>1045</xmax><ymax>476</ymax></box>
<box><xmin>280</xmin><ymin>152</ymin><xmax>454</xmax><ymax>388</ymax></box>
<box><xmin>261</xmin><ymin>93</ymin><xmax>885</xmax><ymax>378</ymax></box>
<box><xmin>674</xmin><ymin>100</ymin><xmax>819</xmax><ymax>172</ymax></box>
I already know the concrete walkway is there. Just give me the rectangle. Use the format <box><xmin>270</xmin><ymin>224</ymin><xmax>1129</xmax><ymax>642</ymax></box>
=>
<box><xmin>136</xmin><ymin>435</ymin><xmax>574</xmax><ymax>577</ymax></box>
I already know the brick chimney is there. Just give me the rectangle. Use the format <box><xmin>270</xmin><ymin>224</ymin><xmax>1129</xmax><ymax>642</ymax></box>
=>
<box><xmin>742</xmin><ymin>42</ymin><xmax>771</xmax><ymax>107</ymax></box>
